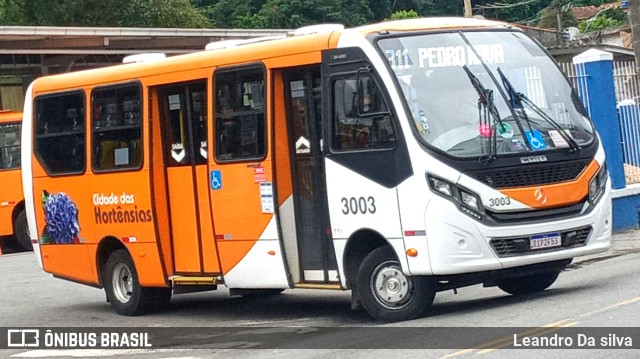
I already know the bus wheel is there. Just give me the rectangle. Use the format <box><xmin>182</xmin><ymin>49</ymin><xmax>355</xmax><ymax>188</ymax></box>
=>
<box><xmin>104</xmin><ymin>250</ymin><xmax>171</xmax><ymax>316</ymax></box>
<box><xmin>497</xmin><ymin>271</ymin><xmax>560</xmax><ymax>296</ymax></box>
<box><xmin>14</xmin><ymin>210</ymin><xmax>33</xmax><ymax>251</ymax></box>
<box><xmin>356</xmin><ymin>247</ymin><xmax>435</xmax><ymax>322</ymax></box>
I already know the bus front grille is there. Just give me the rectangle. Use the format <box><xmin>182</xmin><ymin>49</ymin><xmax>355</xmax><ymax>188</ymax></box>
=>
<box><xmin>471</xmin><ymin>159</ymin><xmax>590</xmax><ymax>189</ymax></box>
<box><xmin>489</xmin><ymin>226</ymin><xmax>592</xmax><ymax>257</ymax></box>
<box><xmin>484</xmin><ymin>201</ymin><xmax>586</xmax><ymax>224</ymax></box>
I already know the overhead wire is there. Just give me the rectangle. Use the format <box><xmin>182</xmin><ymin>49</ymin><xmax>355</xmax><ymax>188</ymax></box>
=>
<box><xmin>474</xmin><ymin>0</ymin><xmax>542</xmax><ymax>11</ymax></box>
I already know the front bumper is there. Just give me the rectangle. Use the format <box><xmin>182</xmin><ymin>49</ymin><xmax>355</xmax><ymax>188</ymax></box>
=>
<box><xmin>412</xmin><ymin>188</ymin><xmax>612</xmax><ymax>276</ymax></box>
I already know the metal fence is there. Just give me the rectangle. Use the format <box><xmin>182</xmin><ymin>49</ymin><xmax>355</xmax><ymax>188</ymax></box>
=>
<box><xmin>560</xmin><ymin>61</ymin><xmax>640</xmax><ymax>185</ymax></box>
<box><xmin>613</xmin><ymin>61</ymin><xmax>640</xmax><ymax>185</ymax></box>
<box><xmin>559</xmin><ymin>62</ymin><xmax>591</xmax><ymax>115</ymax></box>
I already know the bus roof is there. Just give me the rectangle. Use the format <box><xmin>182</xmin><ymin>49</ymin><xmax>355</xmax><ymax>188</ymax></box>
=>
<box><xmin>31</xmin><ymin>30</ymin><xmax>336</xmax><ymax>93</ymax></box>
<box><xmin>0</xmin><ymin>110</ymin><xmax>22</xmax><ymax>123</ymax></box>
<box><xmin>30</xmin><ymin>17</ymin><xmax>512</xmax><ymax>94</ymax></box>
<box><xmin>354</xmin><ymin>17</ymin><xmax>510</xmax><ymax>35</ymax></box>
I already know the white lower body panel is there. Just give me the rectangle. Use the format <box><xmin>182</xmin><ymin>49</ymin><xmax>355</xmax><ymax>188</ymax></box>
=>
<box><xmin>223</xmin><ymin>216</ymin><xmax>290</xmax><ymax>288</ymax></box>
<box><xmin>417</xmin><ymin>190</ymin><xmax>612</xmax><ymax>276</ymax></box>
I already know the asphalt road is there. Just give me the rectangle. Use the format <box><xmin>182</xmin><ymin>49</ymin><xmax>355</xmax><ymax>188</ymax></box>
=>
<box><xmin>0</xmin><ymin>246</ymin><xmax>639</xmax><ymax>358</ymax></box>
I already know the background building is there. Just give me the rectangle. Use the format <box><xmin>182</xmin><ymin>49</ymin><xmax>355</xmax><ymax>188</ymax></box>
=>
<box><xmin>0</xmin><ymin>26</ymin><xmax>289</xmax><ymax>111</ymax></box>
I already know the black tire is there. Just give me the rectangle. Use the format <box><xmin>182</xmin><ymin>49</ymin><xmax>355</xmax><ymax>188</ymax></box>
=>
<box><xmin>356</xmin><ymin>247</ymin><xmax>435</xmax><ymax>322</ymax></box>
<box><xmin>497</xmin><ymin>271</ymin><xmax>560</xmax><ymax>296</ymax></box>
<box><xmin>14</xmin><ymin>210</ymin><xmax>33</xmax><ymax>251</ymax></box>
<box><xmin>103</xmin><ymin>249</ymin><xmax>171</xmax><ymax>316</ymax></box>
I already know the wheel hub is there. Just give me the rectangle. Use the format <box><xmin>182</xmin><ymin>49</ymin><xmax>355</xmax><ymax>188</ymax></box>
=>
<box><xmin>372</xmin><ymin>263</ymin><xmax>411</xmax><ymax>308</ymax></box>
<box><xmin>112</xmin><ymin>263</ymin><xmax>133</xmax><ymax>304</ymax></box>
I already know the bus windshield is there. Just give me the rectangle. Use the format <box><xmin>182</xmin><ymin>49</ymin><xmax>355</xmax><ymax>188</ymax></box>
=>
<box><xmin>377</xmin><ymin>30</ymin><xmax>595</xmax><ymax>159</ymax></box>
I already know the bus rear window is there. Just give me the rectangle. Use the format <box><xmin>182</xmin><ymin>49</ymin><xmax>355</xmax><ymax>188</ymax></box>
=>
<box><xmin>34</xmin><ymin>91</ymin><xmax>85</xmax><ymax>175</ymax></box>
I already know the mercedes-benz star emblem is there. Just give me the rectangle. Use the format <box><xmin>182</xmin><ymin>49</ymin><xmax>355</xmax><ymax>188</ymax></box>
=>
<box><xmin>534</xmin><ymin>188</ymin><xmax>548</xmax><ymax>205</ymax></box>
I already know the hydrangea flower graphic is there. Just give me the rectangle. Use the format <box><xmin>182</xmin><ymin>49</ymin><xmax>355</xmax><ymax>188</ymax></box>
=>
<box><xmin>42</xmin><ymin>191</ymin><xmax>80</xmax><ymax>244</ymax></box>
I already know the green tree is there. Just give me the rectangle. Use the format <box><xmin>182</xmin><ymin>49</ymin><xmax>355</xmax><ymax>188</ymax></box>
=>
<box><xmin>418</xmin><ymin>0</ymin><xmax>548</xmax><ymax>20</ymax></box>
<box><xmin>474</xmin><ymin>0</ymin><xmax>553</xmax><ymax>24</ymax></box>
<box><xmin>386</xmin><ymin>9</ymin><xmax>420</xmax><ymax>21</ymax></box>
<box><xmin>142</xmin><ymin>0</ymin><xmax>211</xmax><ymax>27</ymax></box>
<box><xmin>206</xmin><ymin>0</ymin><xmax>268</xmax><ymax>28</ymax></box>
<box><xmin>572</xmin><ymin>0</ymin><xmax>617</xmax><ymax>6</ymax></box>
<box><xmin>401</xmin><ymin>0</ymin><xmax>435</xmax><ymax>14</ymax></box>
<box><xmin>255</xmin><ymin>0</ymin><xmax>372</xmax><ymax>28</ymax></box>
<box><xmin>538</xmin><ymin>1</ymin><xmax>578</xmax><ymax>29</ymax></box>
<box><xmin>4</xmin><ymin>0</ymin><xmax>616</xmax><ymax>30</ymax></box>
<box><xmin>340</xmin><ymin>0</ymin><xmax>374</xmax><ymax>26</ymax></box>
<box><xmin>579</xmin><ymin>6</ymin><xmax>627</xmax><ymax>32</ymax></box>
<box><xmin>368</xmin><ymin>0</ymin><xmax>393</xmax><ymax>20</ymax></box>
<box><xmin>366</xmin><ymin>0</ymin><xmax>438</xmax><ymax>20</ymax></box>
<box><xmin>0</xmin><ymin>0</ymin><xmax>210</xmax><ymax>27</ymax></box>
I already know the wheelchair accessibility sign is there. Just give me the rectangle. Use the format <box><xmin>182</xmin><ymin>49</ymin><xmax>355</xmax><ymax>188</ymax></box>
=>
<box><xmin>525</xmin><ymin>130</ymin><xmax>547</xmax><ymax>151</ymax></box>
<box><xmin>210</xmin><ymin>170</ymin><xmax>222</xmax><ymax>190</ymax></box>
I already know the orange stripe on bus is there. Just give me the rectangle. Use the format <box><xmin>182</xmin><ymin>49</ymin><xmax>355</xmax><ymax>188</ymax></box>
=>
<box><xmin>499</xmin><ymin>160</ymin><xmax>599</xmax><ymax>209</ymax></box>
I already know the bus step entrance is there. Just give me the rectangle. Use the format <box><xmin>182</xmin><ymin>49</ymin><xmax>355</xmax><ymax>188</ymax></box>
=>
<box><xmin>171</xmin><ymin>276</ymin><xmax>219</xmax><ymax>294</ymax></box>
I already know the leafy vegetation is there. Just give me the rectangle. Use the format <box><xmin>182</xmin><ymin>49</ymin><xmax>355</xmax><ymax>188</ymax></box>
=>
<box><xmin>0</xmin><ymin>0</ymin><xmax>210</xmax><ymax>27</ymax></box>
<box><xmin>538</xmin><ymin>2</ymin><xmax>579</xmax><ymax>29</ymax></box>
<box><xmin>386</xmin><ymin>10</ymin><xmax>420</xmax><ymax>21</ymax></box>
<box><xmin>578</xmin><ymin>6</ymin><xmax>627</xmax><ymax>32</ymax></box>
<box><xmin>0</xmin><ymin>0</ymin><xmax>628</xmax><ymax>32</ymax></box>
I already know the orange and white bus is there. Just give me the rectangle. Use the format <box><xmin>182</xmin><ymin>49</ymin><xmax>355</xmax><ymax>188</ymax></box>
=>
<box><xmin>22</xmin><ymin>18</ymin><xmax>611</xmax><ymax>322</ymax></box>
<box><xmin>0</xmin><ymin>110</ymin><xmax>31</xmax><ymax>251</ymax></box>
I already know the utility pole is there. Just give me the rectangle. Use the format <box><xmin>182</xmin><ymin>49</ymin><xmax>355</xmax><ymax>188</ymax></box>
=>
<box><xmin>556</xmin><ymin>0</ymin><xmax>563</xmax><ymax>33</ymax></box>
<box><xmin>630</xmin><ymin>0</ymin><xmax>640</xmax><ymax>74</ymax></box>
<box><xmin>464</xmin><ymin>0</ymin><xmax>472</xmax><ymax>17</ymax></box>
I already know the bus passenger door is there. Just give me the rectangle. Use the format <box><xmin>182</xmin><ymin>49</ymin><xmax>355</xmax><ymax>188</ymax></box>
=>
<box><xmin>209</xmin><ymin>65</ymin><xmax>288</xmax><ymax>289</ymax></box>
<box><xmin>281</xmin><ymin>66</ymin><xmax>339</xmax><ymax>284</ymax></box>
<box><xmin>157</xmin><ymin>81</ymin><xmax>220</xmax><ymax>274</ymax></box>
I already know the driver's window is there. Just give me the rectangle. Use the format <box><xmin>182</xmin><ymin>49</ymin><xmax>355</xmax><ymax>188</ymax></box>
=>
<box><xmin>331</xmin><ymin>75</ymin><xmax>395</xmax><ymax>151</ymax></box>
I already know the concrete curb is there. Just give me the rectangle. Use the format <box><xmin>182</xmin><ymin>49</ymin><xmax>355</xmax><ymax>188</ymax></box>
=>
<box><xmin>572</xmin><ymin>228</ymin><xmax>640</xmax><ymax>266</ymax></box>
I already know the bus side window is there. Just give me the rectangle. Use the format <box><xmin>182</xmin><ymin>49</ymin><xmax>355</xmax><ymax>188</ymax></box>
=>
<box><xmin>91</xmin><ymin>83</ymin><xmax>142</xmax><ymax>172</ymax></box>
<box><xmin>34</xmin><ymin>91</ymin><xmax>86</xmax><ymax>175</ymax></box>
<box><xmin>331</xmin><ymin>75</ymin><xmax>395</xmax><ymax>151</ymax></box>
<box><xmin>214</xmin><ymin>66</ymin><xmax>266</xmax><ymax>162</ymax></box>
<box><xmin>0</xmin><ymin>123</ymin><xmax>20</xmax><ymax>169</ymax></box>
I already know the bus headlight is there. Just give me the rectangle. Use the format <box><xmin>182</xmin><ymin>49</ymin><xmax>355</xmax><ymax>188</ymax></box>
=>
<box><xmin>588</xmin><ymin>163</ymin><xmax>608</xmax><ymax>204</ymax></box>
<box><xmin>427</xmin><ymin>173</ymin><xmax>484</xmax><ymax>221</ymax></box>
<box><xmin>429</xmin><ymin>176</ymin><xmax>452</xmax><ymax>197</ymax></box>
<box><xmin>460</xmin><ymin>190</ymin><xmax>480</xmax><ymax>211</ymax></box>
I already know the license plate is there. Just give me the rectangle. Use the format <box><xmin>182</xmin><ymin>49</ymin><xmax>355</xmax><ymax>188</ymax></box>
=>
<box><xmin>530</xmin><ymin>232</ymin><xmax>561</xmax><ymax>250</ymax></box>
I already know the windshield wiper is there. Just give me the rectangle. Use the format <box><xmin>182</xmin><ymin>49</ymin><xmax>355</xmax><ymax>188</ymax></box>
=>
<box><xmin>462</xmin><ymin>65</ymin><xmax>501</xmax><ymax>164</ymax></box>
<box><xmin>496</xmin><ymin>67</ymin><xmax>581</xmax><ymax>153</ymax></box>
<box><xmin>458</xmin><ymin>31</ymin><xmax>533</xmax><ymax>158</ymax></box>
